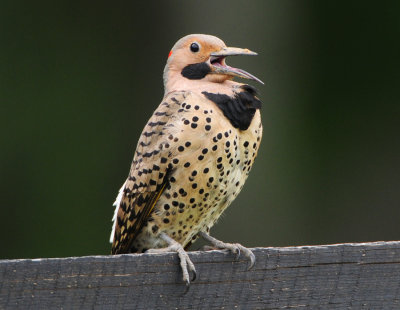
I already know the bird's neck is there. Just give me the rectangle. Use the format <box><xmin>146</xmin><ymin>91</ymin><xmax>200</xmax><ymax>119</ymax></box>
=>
<box><xmin>164</xmin><ymin>69</ymin><xmax>261</xmax><ymax>131</ymax></box>
<box><xmin>164</xmin><ymin>69</ymin><xmax>238</xmax><ymax>97</ymax></box>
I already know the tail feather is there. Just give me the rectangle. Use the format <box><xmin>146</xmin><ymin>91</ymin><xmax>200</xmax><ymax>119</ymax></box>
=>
<box><xmin>109</xmin><ymin>180</ymin><xmax>127</xmax><ymax>243</ymax></box>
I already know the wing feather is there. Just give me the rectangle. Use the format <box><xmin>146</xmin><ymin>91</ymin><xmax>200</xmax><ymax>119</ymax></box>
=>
<box><xmin>111</xmin><ymin>91</ymin><xmax>188</xmax><ymax>254</ymax></box>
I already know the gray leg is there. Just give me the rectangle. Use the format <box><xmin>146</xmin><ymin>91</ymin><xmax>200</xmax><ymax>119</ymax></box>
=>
<box><xmin>146</xmin><ymin>233</ymin><xmax>196</xmax><ymax>285</ymax></box>
<box><xmin>199</xmin><ymin>231</ymin><xmax>255</xmax><ymax>270</ymax></box>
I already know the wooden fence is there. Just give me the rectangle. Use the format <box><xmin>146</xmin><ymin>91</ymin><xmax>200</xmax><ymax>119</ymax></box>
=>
<box><xmin>1</xmin><ymin>241</ymin><xmax>400</xmax><ymax>309</ymax></box>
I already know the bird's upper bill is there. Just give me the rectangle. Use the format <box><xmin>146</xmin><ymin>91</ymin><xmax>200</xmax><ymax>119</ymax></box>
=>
<box><xmin>209</xmin><ymin>47</ymin><xmax>264</xmax><ymax>84</ymax></box>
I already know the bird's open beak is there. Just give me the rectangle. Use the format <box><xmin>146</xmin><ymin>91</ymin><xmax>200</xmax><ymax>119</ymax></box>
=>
<box><xmin>209</xmin><ymin>47</ymin><xmax>264</xmax><ymax>84</ymax></box>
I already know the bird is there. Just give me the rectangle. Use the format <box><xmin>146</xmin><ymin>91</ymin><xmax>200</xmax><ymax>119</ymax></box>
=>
<box><xmin>110</xmin><ymin>34</ymin><xmax>263</xmax><ymax>285</ymax></box>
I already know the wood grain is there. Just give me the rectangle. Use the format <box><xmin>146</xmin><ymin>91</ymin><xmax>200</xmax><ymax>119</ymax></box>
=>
<box><xmin>1</xmin><ymin>241</ymin><xmax>400</xmax><ymax>309</ymax></box>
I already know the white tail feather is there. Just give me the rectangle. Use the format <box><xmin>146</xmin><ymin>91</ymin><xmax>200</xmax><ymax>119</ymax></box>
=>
<box><xmin>109</xmin><ymin>180</ymin><xmax>127</xmax><ymax>243</ymax></box>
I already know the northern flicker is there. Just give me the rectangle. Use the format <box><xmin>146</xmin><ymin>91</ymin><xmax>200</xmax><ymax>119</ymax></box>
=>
<box><xmin>110</xmin><ymin>34</ymin><xmax>263</xmax><ymax>285</ymax></box>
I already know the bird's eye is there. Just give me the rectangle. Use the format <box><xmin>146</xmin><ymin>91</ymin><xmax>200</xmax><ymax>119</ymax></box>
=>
<box><xmin>190</xmin><ymin>43</ymin><xmax>200</xmax><ymax>53</ymax></box>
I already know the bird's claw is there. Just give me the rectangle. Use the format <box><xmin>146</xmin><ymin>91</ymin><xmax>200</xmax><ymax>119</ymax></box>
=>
<box><xmin>199</xmin><ymin>232</ymin><xmax>256</xmax><ymax>270</ymax></box>
<box><xmin>178</xmin><ymin>248</ymin><xmax>196</xmax><ymax>285</ymax></box>
<box><xmin>191</xmin><ymin>268</ymin><xmax>197</xmax><ymax>282</ymax></box>
<box><xmin>222</xmin><ymin>243</ymin><xmax>255</xmax><ymax>269</ymax></box>
<box><xmin>147</xmin><ymin>233</ymin><xmax>197</xmax><ymax>286</ymax></box>
<box><xmin>181</xmin><ymin>250</ymin><xmax>196</xmax><ymax>294</ymax></box>
<box><xmin>234</xmin><ymin>243</ymin><xmax>255</xmax><ymax>270</ymax></box>
<box><xmin>232</xmin><ymin>244</ymin><xmax>241</xmax><ymax>260</ymax></box>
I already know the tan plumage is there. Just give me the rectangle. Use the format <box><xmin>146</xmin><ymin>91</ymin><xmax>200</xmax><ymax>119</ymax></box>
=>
<box><xmin>110</xmin><ymin>34</ymin><xmax>263</xmax><ymax>284</ymax></box>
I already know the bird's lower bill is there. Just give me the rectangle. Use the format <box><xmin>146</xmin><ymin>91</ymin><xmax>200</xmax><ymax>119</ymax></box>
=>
<box><xmin>209</xmin><ymin>55</ymin><xmax>264</xmax><ymax>84</ymax></box>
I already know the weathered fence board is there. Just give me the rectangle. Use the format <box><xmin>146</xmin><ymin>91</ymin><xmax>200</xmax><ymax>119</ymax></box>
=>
<box><xmin>1</xmin><ymin>241</ymin><xmax>400</xmax><ymax>309</ymax></box>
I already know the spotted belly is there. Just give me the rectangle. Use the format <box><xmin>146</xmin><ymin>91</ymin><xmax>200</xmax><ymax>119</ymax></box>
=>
<box><xmin>131</xmin><ymin>110</ymin><xmax>262</xmax><ymax>252</ymax></box>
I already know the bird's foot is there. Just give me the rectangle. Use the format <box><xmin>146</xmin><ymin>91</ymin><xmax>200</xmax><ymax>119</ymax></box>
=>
<box><xmin>199</xmin><ymin>231</ymin><xmax>255</xmax><ymax>270</ymax></box>
<box><xmin>146</xmin><ymin>233</ymin><xmax>196</xmax><ymax>286</ymax></box>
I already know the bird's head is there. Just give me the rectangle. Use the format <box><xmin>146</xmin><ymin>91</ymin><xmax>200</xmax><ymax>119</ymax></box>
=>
<box><xmin>163</xmin><ymin>34</ymin><xmax>263</xmax><ymax>94</ymax></box>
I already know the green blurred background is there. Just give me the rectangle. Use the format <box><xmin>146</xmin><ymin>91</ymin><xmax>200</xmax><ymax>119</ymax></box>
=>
<box><xmin>1</xmin><ymin>1</ymin><xmax>400</xmax><ymax>259</ymax></box>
